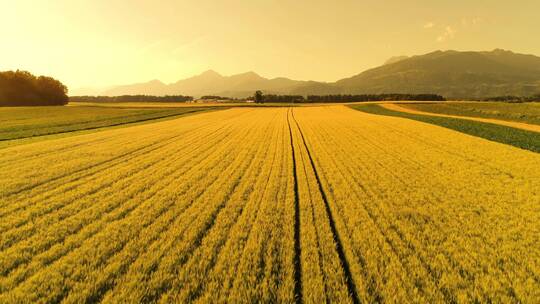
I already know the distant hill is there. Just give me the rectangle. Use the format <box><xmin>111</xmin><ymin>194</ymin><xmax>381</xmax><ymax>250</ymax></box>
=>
<box><xmin>105</xmin><ymin>79</ymin><xmax>168</xmax><ymax>96</ymax></box>
<box><xmin>102</xmin><ymin>70</ymin><xmax>309</xmax><ymax>98</ymax></box>
<box><xmin>98</xmin><ymin>49</ymin><xmax>540</xmax><ymax>99</ymax></box>
<box><xmin>332</xmin><ymin>49</ymin><xmax>540</xmax><ymax>98</ymax></box>
<box><xmin>384</xmin><ymin>56</ymin><xmax>409</xmax><ymax>65</ymax></box>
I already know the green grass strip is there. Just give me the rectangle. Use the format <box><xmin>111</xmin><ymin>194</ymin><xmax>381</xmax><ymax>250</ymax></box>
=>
<box><xmin>0</xmin><ymin>107</ymin><xmax>224</xmax><ymax>150</ymax></box>
<box><xmin>350</xmin><ymin>104</ymin><xmax>540</xmax><ymax>153</ymax></box>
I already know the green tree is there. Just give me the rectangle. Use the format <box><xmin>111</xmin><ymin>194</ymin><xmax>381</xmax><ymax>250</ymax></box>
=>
<box><xmin>254</xmin><ymin>90</ymin><xmax>263</xmax><ymax>103</ymax></box>
<box><xmin>0</xmin><ymin>70</ymin><xmax>68</xmax><ymax>106</ymax></box>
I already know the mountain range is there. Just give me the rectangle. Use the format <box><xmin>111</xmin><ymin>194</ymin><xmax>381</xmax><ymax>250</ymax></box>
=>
<box><xmin>98</xmin><ymin>70</ymin><xmax>312</xmax><ymax>98</ymax></box>
<box><xmin>76</xmin><ymin>49</ymin><xmax>540</xmax><ymax>99</ymax></box>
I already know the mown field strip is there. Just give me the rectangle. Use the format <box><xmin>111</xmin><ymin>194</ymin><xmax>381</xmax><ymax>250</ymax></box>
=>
<box><xmin>401</xmin><ymin>102</ymin><xmax>540</xmax><ymax>125</ymax></box>
<box><xmin>352</xmin><ymin>104</ymin><xmax>540</xmax><ymax>153</ymax></box>
<box><xmin>383</xmin><ymin>103</ymin><xmax>540</xmax><ymax>132</ymax></box>
<box><xmin>0</xmin><ymin>106</ymin><xmax>221</xmax><ymax>143</ymax></box>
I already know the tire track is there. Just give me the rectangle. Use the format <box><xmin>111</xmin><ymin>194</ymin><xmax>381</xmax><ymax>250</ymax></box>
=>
<box><xmin>312</xmin><ymin>107</ymin><xmax>527</xmax><ymax>301</ymax></box>
<box><xmin>290</xmin><ymin>108</ymin><xmax>360</xmax><ymax>304</ymax></box>
<box><xmin>286</xmin><ymin>108</ymin><xmax>302</xmax><ymax>304</ymax></box>
<box><xmin>305</xmin><ymin>119</ymin><xmax>449</xmax><ymax>301</ymax></box>
<box><xmin>334</xmin><ymin>109</ymin><xmax>525</xmax><ymax>297</ymax></box>
<box><xmin>309</xmin><ymin>114</ymin><xmax>466</xmax><ymax>301</ymax></box>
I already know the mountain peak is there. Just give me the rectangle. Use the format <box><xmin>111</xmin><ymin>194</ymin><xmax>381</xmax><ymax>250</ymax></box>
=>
<box><xmin>230</xmin><ymin>71</ymin><xmax>259</xmax><ymax>77</ymax></box>
<box><xmin>243</xmin><ymin>71</ymin><xmax>260</xmax><ymax>76</ymax></box>
<box><xmin>199</xmin><ymin>69</ymin><xmax>222</xmax><ymax>77</ymax></box>
<box><xmin>147</xmin><ymin>79</ymin><xmax>165</xmax><ymax>85</ymax></box>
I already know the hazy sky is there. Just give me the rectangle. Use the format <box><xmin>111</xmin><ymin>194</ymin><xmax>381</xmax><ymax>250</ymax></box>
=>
<box><xmin>2</xmin><ymin>0</ymin><xmax>540</xmax><ymax>89</ymax></box>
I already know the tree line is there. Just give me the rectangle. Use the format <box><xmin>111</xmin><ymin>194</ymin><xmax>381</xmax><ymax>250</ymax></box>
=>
<box><xmin>254</xmin><ymin>91</ymin><xmax>305</xmax><ymax>103</ymax></box>
<box><xmin>0</xmin><ymin>70</ymin><xmax>68</xmax><ymax>106</ymax></box>
<box><xmin>253</xmin><ymin>92</ymin><xmax>445</xmax><ymax>103</ymax></box>
<box><xmin>200</xmin><ymin>95</ymin><xmax>230</xmax><ymax>100</ymax></box>
<box><xmin>71</xmin><ymin>95</ymin><xmax>194</xmax><ymax>103</ymax></box>
<box><xmin>481</xmin><ymin>95</ymin><xmax>540</xmax><ymax>102</ymax></box>
<box><xmin>306</xmin><ymin>94</ymin><xmax>445</xmax><ymax>102</ymax></box>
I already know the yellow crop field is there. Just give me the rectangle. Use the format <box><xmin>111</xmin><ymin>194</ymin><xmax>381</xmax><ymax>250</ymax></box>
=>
<box><xmin>1</xmin><ymin>106</ymin><xmax>539</xmax><ymax>303</ymax></box>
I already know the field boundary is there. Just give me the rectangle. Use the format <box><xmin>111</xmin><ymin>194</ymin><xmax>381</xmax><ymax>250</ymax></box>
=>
<box><xmin>351</xmin><ymin>104</ymin><xmax>540</xmax><ymax>153</ymax></box>
<box><xmin>0</xmin><ymin>108</ymin><xmax>218</xmax><ymax>144</ymax></box>
<box><xmin>381</xmin><ymin>103</ymin><xmax>540</xmax><ymax>133</ymax></box>
<box><xmin>290</xmin><ymin>108</ymin><xmax>361</xmax><ymax>304</ymax></box>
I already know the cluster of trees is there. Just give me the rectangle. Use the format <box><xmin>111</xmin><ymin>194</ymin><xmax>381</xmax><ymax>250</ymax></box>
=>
<box><xmin>306</xmin><ymin>94</ymin><xmax>446</xmax><ymax>102</ymax></box>
<box><xmin>254</xmin><ymin>91</ymin><xmax>304</xmax><ymax>103</ymax></box>
<box><xmin>70</xmin><ymin>95</ymin><xmax>194</xmax><ymax>103</ymax></box>
<box><xmin>481</xmin><ymin>95</ymin><xmax>540</xmax><ymax>102</ymax></box>
<box><xmin>252</xmin><ymin>91</ymin><xmax>445</xmax><ymax>103</ymax></box>
<box><xmin>200</xmin><ymin>95</ymin><xmax>230</xmax><ymax>100</ymax></box>
<box><xmin>0</xmin><ymin>70</ymin><xmax>68</xmax><ymax>106</ymax></box>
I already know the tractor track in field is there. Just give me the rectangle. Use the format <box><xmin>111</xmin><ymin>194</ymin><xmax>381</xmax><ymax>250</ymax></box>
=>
<box><xmin>286</xmin><ymin>108</ymin><xmax>303</xmax><ymax>304</ymax></box>
<box><xmin>290</xmin><ymin>108</ymin><xmax>360</xmax><ymax>304</ymax></box>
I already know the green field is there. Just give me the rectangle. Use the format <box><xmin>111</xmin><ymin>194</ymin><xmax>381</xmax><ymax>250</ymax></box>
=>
<box><xmin>351</xmin><ymin>104</ymin><xmax>540</xmax><ymax>153</ymax></box>
<box><xmin>399</xmin><ymin>102</ymin><xmax>540</xmax><ymax>125</ymax></box>
<box><xmin>0</xmin><ymin>105</ymin><xmax>220</xmax><ymax>144</ymax></box>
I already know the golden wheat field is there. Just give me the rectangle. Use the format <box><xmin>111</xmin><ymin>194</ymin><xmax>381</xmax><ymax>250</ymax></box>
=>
<box><xmin>1</xmin><ymin>106</ymin><xmax>539</xmax><ymax>303</ymax></box>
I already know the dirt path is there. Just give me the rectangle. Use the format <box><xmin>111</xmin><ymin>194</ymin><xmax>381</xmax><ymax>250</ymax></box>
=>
<box><xmin>381</xmin><ymin>103</ymin><xmax>540</xmax><ymax>133</ymax></box>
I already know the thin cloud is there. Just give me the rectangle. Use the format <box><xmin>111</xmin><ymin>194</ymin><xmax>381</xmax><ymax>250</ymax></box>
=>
<box><xmin>461</xmin><ymin>17</ymin><xmax>483</xmax><ymax>27</ymax></box>
<box><xmin>423</xmin><ymin>22</ymin><xmax>435</xmax><ymax>29</ymax></box>
<box><xmin>437</xmin><ymin>26</ymin><xmax>456</xmax><ymax>42</ymax></box>
<box><xmin>472</xmin><ymin>17</ymin><xmax>483</xmax><ymax>25</ymax></box>
<box><xmin>433</xmin><ymin>17</ymin><xmax>482</xmax><ymax>42</ymax></box>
